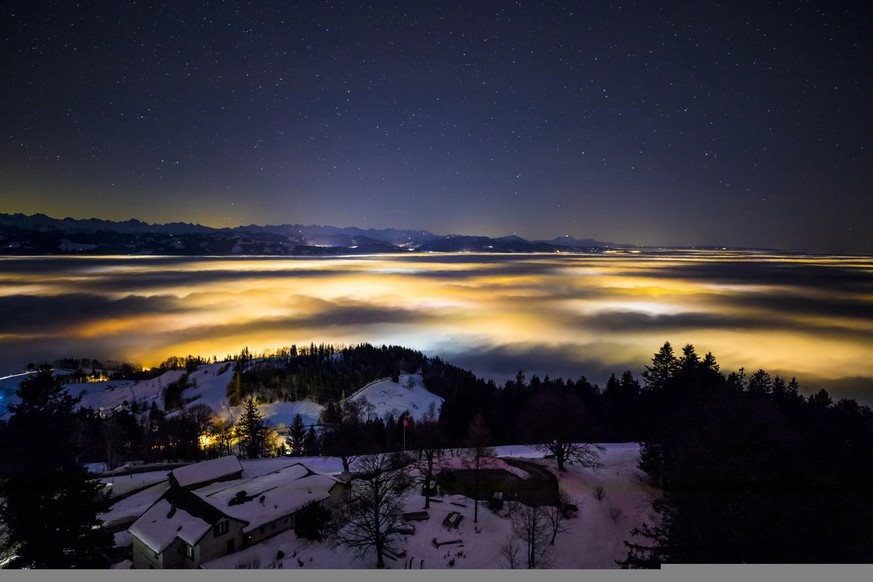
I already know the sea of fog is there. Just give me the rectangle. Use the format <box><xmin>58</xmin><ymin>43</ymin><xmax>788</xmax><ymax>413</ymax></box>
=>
<box><xmin>1</xmin><ymin>251</ymin><xmax>872</xmax><ymax>404</ymax></box>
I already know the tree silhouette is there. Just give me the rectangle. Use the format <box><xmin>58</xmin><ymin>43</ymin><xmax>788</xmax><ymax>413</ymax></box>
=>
<box><xmin>0</xmin><ymin>367</ymin><xmax>113</xmax><ymax>568</ymax></box>
<box><xmin>236</xmin><ymin>397</ymin><xmax>268</xmax><ymax>458</ymax></box>
<box><xmin>410</xmin><ymin>405</ymin><xmax>444</xmax><ymax>509</ymax></box>
<box><xmin>467</xmin><ymin>414</ymin><xmax>491</xmax><ymax>523</ymax></box>
<box><xmin>518</xmin><ymin>390</ymin><xmax>603</xmax><ymax>472</ymax></box>
<box><xmin>641</xmin><ymin>341</ymin><xmax>679</xmax><ymax>391</ymax></box>
<box><xmin>287</xmin><ymin>412</ymin><xmax>307</xmax><ymax>456</ymax></box>
<box><xmin>509</xmin><ymin>502</ymin><xmax>551</xmax><ymax>568</ymax></box>
<box><xmin>320</xmin><ymin>399</ymin><xmax>371</xmax><ymax>472</ymax></box>
<box><xmin>332</xmin><ymin>453</ymin><xmax>411</xmax><ymax>568</ymax></box>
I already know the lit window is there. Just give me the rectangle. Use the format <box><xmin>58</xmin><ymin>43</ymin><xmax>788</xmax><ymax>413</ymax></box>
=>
<box><xmin>185</xmin><ymin>545</ymin><xmax>194</xmax><ymax>560</ymax></box>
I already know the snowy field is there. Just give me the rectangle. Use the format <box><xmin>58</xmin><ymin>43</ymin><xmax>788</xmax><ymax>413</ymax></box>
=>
<box><xmin>108</xmin><ymin>443</ymin><xmax>655</xmax><ymax>570</ymax></box>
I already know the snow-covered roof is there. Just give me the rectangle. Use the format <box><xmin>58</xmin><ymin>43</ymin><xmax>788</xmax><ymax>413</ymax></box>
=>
<box><xmin>128</xmin><ymin>499</ymin><xmax>213</xmax><ymax>554</ymax></box>
<box><xmin>196</xmin><ymin>463</ymin><xmax>341</xmax><ymax>534</ymax></box>
<box><xmin>129</xmin><ymin>462</ymin><xmax>343</xmax><ymax>554</ymax></box>
<box><xmin>171</xmin><ymin>455</ymin><xmax>243</xmax><ymax>489</ymax></box>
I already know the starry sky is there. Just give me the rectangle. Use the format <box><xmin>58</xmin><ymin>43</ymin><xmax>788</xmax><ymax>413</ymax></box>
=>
<box><xmin>2</xmin><ymin>1</ymin><xmax>871</xmax><ymax>252</ymax></box>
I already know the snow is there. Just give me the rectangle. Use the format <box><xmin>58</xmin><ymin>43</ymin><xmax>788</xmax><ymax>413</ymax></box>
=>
<box><xmin>71</xmin><ymin>370</ymin><xmax>187</xmax><ymax>413</ymax></box>
<box><xmin>347</xmin><ymin>374</ymin><xmax>444</xmax><ymax>422</ymax></box>
<box><xmin>55</xmin><ymin>364</ymin><xmax>234</xmax><ymax>418</ymax></box>
<box><xmin>2</xmin><ymin>360</ymin><xmax>656</xmax><ymax>569</ymax></box>
<box><xmin>172</xmin><ymin>443</ymin><xmax>657</xmax><ymax>570</ymax></box>
<box><xmin>195</xmin><ymin>463</ymin><xmax>340</xmax><ymax>534</ymax></box>
<box><xmin>253</xmin><ymin>400</ymin><xmax>323</xmax><ymax>429</ymax></box>
<box><xmin>0</xmin><ymin>369</ymin><xmax>76</xmax><ymax>417</ymax></box>
<box><xmin>171</xmin><ymin>455</ymin><xmax>242</xmax><ymax>488</ymax></box>
<box><xmin>241</xmin><ymin>456</ymin><xmax>344</xmax><ymax>477</ymax></box>
<box><xmin>100</xmin><ymin>470</ymin><xmax>170</xmax><ymax>498</ymax></box>
<box><xmin>3</xmin><ymin>366</ymin><xmax>446</xmax><ymax>436</ymax></box>
<box><xmin>176</xmin><ymin>363</ymin><xmax>238</xmax><ymax>416</ymax></box>
<box><xmin>128</xmin><ymin>498</ymin><xmax>212</xmax><ymax>553</ymax></box>
<box><xmin>102</xmin><ymin>482</ymin><xmax>170</xmax><ymax>529</ymax></box>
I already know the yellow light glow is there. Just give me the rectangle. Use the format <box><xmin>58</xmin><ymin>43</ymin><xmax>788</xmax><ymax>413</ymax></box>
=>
<box><xmin>2</xmin><ymin>252</ymin><xmax>873</xmax><ymax>397</ymax></box>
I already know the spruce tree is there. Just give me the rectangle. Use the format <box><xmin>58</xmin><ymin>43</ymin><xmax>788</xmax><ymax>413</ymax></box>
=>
<box><xmin>0</xmin><ymin>367</ymin><xmax>113</xmax><ymax>568</ymax></box>
<box><xmin>236</xmin><ymin>397</ymin><xmax>268</xmax><ymax>458</ymax></box>
<box><xmin>303</xmin><ymin>425</ymin><xmax>320</xmax><ymax>456</ymax></box>
<box><xmin>287</xmin><ymin>413</ymin><xmax>307</xmax><ymax>456</ymax></box>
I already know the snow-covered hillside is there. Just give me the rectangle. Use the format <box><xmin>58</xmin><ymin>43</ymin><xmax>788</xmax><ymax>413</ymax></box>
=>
<box><xmin>347</xmin><ymin>374</ymin><xmax>444</xmax><ymax>422</ymax></box>
<box><xmin>1</xmin><ymin>365</ymin><xmax>443</xmax><ymax>430</ymax></box>
<box><xmin>0</xmin><ymin>369</ymin><xmax>75</xmax><ymax>417</ymax></box>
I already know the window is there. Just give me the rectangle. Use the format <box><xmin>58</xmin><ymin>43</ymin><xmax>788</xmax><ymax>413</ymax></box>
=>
<box><xmin>214</xmin><ymin>520</ymin><xmax>229</xmax><ymax>537</ymax></box>
<box><xmin>185</xmin><ymin>544</ymin><xmax>194</xmax><ymax>560</ymax></box>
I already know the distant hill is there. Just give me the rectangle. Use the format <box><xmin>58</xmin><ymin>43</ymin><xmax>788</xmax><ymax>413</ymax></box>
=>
<box><xmin>0</xmin><ymin>364</ymin><xmax>443</xmax><ymax>428</ymax></box>
<box><xmin>0</xmin><ymin>213</ymin><xmax>623</xmax><ymax>256</ymax></box>
<box><xmin>542</xmin><ymin>234</ymin><xmax>626</xmax><ymax>248</ymax></box>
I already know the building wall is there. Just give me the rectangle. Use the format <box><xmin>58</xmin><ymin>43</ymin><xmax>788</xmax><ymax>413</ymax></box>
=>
<box><xmin>130</xmin><ymin>479</ymin><xmax>347</xmax><ymax>568</ymax></box>
<box><xmin>164</xmin><ymin>537</ymin><xmax>195</xmax><ymax>569</ymax></box>
<box><xmin>244</xmin><ymin>513</ymin><xmax>294</xmax><ymax>547</ymax></box>
<box><xmin>131</xmin><ymin>537</ymin><xmax>162</xmax><ymax>570</ymax></box>
<box><xmin>131</xmin><ymin>536</ymin><xmax>191</xmax><ymax>569</ymax></box>
<box><xmin>131</xmin><ymin>519</ymin><xmax>246</xmax><ymax>569</ymax></box>
<box><xmin>194</xmin><ymin>518</ymin><xmax>247</xmax><ymax>566</ymax></box>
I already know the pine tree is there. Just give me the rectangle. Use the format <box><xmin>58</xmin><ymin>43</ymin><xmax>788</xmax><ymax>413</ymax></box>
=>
<box><xmin>287</xmin><ymin>413</ymin><xmax>307</xmax><ymax>456</ymax></box>
<box><xmin>236</xmin><ymin>397</ymin><xmax>268</xmax><ymax>458</ymax></box>
<box><xmin>0</xmin><ymin>367</ymin><xmax>113</xmax><ymax>568</ymax></box>
<box><xmin>641</xmin><ymin>342</ymin><xmax>680</xmax><ymax>391</ymax></box>
<box><xmin>303</xmin><ymin>425</ymin><xmax>320</xmax><ymax>456</ymax></box>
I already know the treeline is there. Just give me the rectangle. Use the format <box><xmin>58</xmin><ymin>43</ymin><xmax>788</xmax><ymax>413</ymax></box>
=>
<box><xmin>229</xmin><ymin>343</ymin><xmax>427</xmax><ymax>405</ymax></box>
<box><xmin>619</xmin><ymin>342</ymin><xmax>873</xmax><ymax>565</ymax></box>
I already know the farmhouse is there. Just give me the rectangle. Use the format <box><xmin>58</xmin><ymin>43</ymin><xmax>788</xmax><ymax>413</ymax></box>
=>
<box><xmin>129</xmin><ymin>459</ymin><xmax>345</xmax><ymax>569</ymax></box>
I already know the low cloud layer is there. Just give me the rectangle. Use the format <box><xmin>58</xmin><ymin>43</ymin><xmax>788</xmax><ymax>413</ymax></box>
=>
<box><xmin>2</xmin><ymin>252</ymin><xmax>872</xmax><ymax>402</ymax></box>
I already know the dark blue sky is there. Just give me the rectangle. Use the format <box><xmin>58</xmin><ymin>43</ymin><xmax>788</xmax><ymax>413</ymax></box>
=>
<box><xmin>2</xmin><ymin>1</ymin><xmax>871</xmax><ymax>252</ymax></box>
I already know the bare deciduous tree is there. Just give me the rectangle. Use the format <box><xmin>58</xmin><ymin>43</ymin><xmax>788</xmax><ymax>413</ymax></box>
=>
<box><xmin>509</xmin><ymin>502</ymin><xmax>552</xmax><ymax>569</ymax></box>
<box><xmin>332</xmin><ymin>453</ymin><xmax>412</xmax><ymax>569</ymax></box>
<box><xmin>467</xmin><ymin>414</ymin><xmax>491</xmax><ymax>523</ymax></box>
<box><xmin>410</xmin><ymin>414</ymin><xmax>445</xmax><ymax>509</ymax></box>
<box><xmin>498</xmin><ymin>535</ymin><xmax>521</xmax><ymax>569</ymax></box>
<box><xmin>518</xmin><ymin>390</ymin><xmax>604</xmax><ymax>472</ymax></box>
<box><xmin>544</xmin><ymin>491</ymin><xmax>573</xmax><ymax>545</ymax></box>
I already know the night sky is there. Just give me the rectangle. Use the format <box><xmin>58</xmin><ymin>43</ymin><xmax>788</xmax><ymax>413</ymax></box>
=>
<box><xmin>2</xmin><ymin>1</ymin><xmax>871</xmax><ymax>252</ymax></box>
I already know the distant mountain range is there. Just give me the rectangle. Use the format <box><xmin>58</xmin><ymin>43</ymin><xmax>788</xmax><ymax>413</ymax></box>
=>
<box><xmin>0</xmin><ymin>213</ymin><xmax>630</xmax><ymax>255</ymax></box>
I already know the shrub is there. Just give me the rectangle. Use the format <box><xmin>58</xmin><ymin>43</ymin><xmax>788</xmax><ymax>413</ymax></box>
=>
<box><xmin>294</xmin><ymin>500</ymin><xmax>332</xmax><ymax>541</ymax></box>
